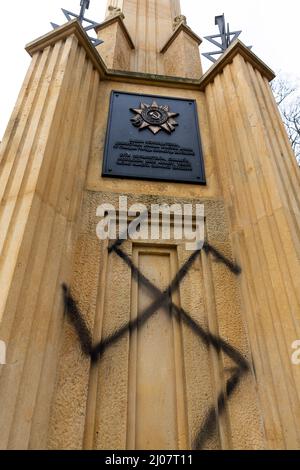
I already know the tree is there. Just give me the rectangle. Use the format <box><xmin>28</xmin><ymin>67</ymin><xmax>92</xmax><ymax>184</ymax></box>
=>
<box><xmin>271</xmin><ymin>76</ymin><xmax>300</xmax><ymax>165</ymax></box>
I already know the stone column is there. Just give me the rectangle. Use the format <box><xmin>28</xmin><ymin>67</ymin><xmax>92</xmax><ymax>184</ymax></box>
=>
<box><xmin>105</xmin><ymin>0</ymin><xmax>191</xmax><ymax>75</ymax></box>
<box><xmin>202</xmin><ymin>40</ymin><xmax>300</xmax><ymax>450</ymax></box>
<box><xmin>0</xmin><ymin>21</ymin><xmax>100</xmax><ymax>450</ymax></box>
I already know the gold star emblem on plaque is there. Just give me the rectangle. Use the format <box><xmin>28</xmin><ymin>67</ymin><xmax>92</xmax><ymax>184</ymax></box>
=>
<box><xmin>130</xmin><ymin>101</ymin><xmax>179</xmax><ymax>135</ymax></box>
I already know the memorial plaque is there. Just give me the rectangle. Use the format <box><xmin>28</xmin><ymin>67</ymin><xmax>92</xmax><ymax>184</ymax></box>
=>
<box><xmin>102</xmin><ymin>91</ymin><xmax>206</xmax><ymax>184</ymax></box>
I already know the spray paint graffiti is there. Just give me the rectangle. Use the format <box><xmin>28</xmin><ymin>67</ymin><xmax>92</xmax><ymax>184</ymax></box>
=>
<box><xmin>62</xmin><ymin>240</ymin><xmax>250</xmax><ymax>450</ymax></box>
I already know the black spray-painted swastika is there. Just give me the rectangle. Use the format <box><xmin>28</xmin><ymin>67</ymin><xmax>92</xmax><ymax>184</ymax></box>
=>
<box><xmin>62</xmin><ymin>240</ymin><xmax>250</xmax><ymax>450</ymax></box>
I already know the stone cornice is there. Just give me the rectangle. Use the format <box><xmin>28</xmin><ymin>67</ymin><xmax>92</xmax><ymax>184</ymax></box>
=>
<box><xmin>94</xmin><ymin>14</ymin><xmax>135</xmax><ymax>50</ymax></box>
<box><xmin>25</xmin><ymin>21</ymin><xmax>276</xmax><ymax>91</ymax></box>
<box><xmin>160</xmin><ymin>23</ymin><xmax>202</xmax><ymax>54</ymax></box>
<box><xmin>26</xmin><ymin>20</ymin><xmax>108</xmax><ymax>79</ymax></box>
<box><xmin>199</xmin><ymin>39</ymin><xmax>275</xmax><ymax>90</ymax></box>
<box><xmin>25</xmin><ymin>21</ymin><xmax>201</xmax><ymax>89</ymax></box>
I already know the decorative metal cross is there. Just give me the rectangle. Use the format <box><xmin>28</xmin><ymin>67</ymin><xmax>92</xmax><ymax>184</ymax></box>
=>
<box><xmin>51</xmin><ymin>0</ymin><xmax>103</xmax><ymax>47</ymax></box>
<box><xmin>202</xmin><ymin>14</ymin><xmax>252</xmax><ymax>63</ymax></box>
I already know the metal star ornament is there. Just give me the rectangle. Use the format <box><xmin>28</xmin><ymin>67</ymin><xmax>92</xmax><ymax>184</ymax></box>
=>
<box><xmin>203</xmin><ymin>14</ymin><xmax>252</xmax><ymax>63</ymax></box>
<box><xmin>130</xmin><ymin>101</ymin><xmax>179</xmax><ymax>135</ymax></box>
<box><xmin>51</xmin><ymin>0</ymin><xmax>103</xmax><ymax>47</ymax></box>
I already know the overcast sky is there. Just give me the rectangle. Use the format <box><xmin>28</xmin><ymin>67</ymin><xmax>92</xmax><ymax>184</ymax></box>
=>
<box><xmin>0</xmin><ymin>0</ymin><xmax>299</xmax><ymax>139</ymax></box>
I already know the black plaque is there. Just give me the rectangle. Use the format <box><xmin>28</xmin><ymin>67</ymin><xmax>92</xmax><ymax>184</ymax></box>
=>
<box><xmin>102</xmin><ymin>91</ymin><xmax>206</xmax><ymax>184</ymax></box>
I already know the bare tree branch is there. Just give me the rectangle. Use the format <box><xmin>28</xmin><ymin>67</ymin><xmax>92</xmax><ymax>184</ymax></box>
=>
<box><xmin>271</xmin><ymin>77</ymin><xmax>296</xmax><ymax>106</ymax></box>
<box><xmin>271</xmin><ymin>75</ymin><xmax>300</xmax><ymax>165</ymax></box>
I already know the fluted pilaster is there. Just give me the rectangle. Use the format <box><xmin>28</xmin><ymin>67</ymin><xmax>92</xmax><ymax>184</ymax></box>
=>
<box><xmin>0</xmin><ymin>23</ymin><xmax>100</xmax><ymax>450</ymax></box>
<box><xmin>203</xmin><ymin>43</ymin><xmax>300</xmax><ymax>449</ymax></box>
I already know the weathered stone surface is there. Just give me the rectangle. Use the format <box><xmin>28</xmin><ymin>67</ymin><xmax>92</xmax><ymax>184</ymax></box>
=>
<box><xmin>0</xmin><ymin>0</ymin><xmax>299</xmax><ymax>452</ymax></box>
